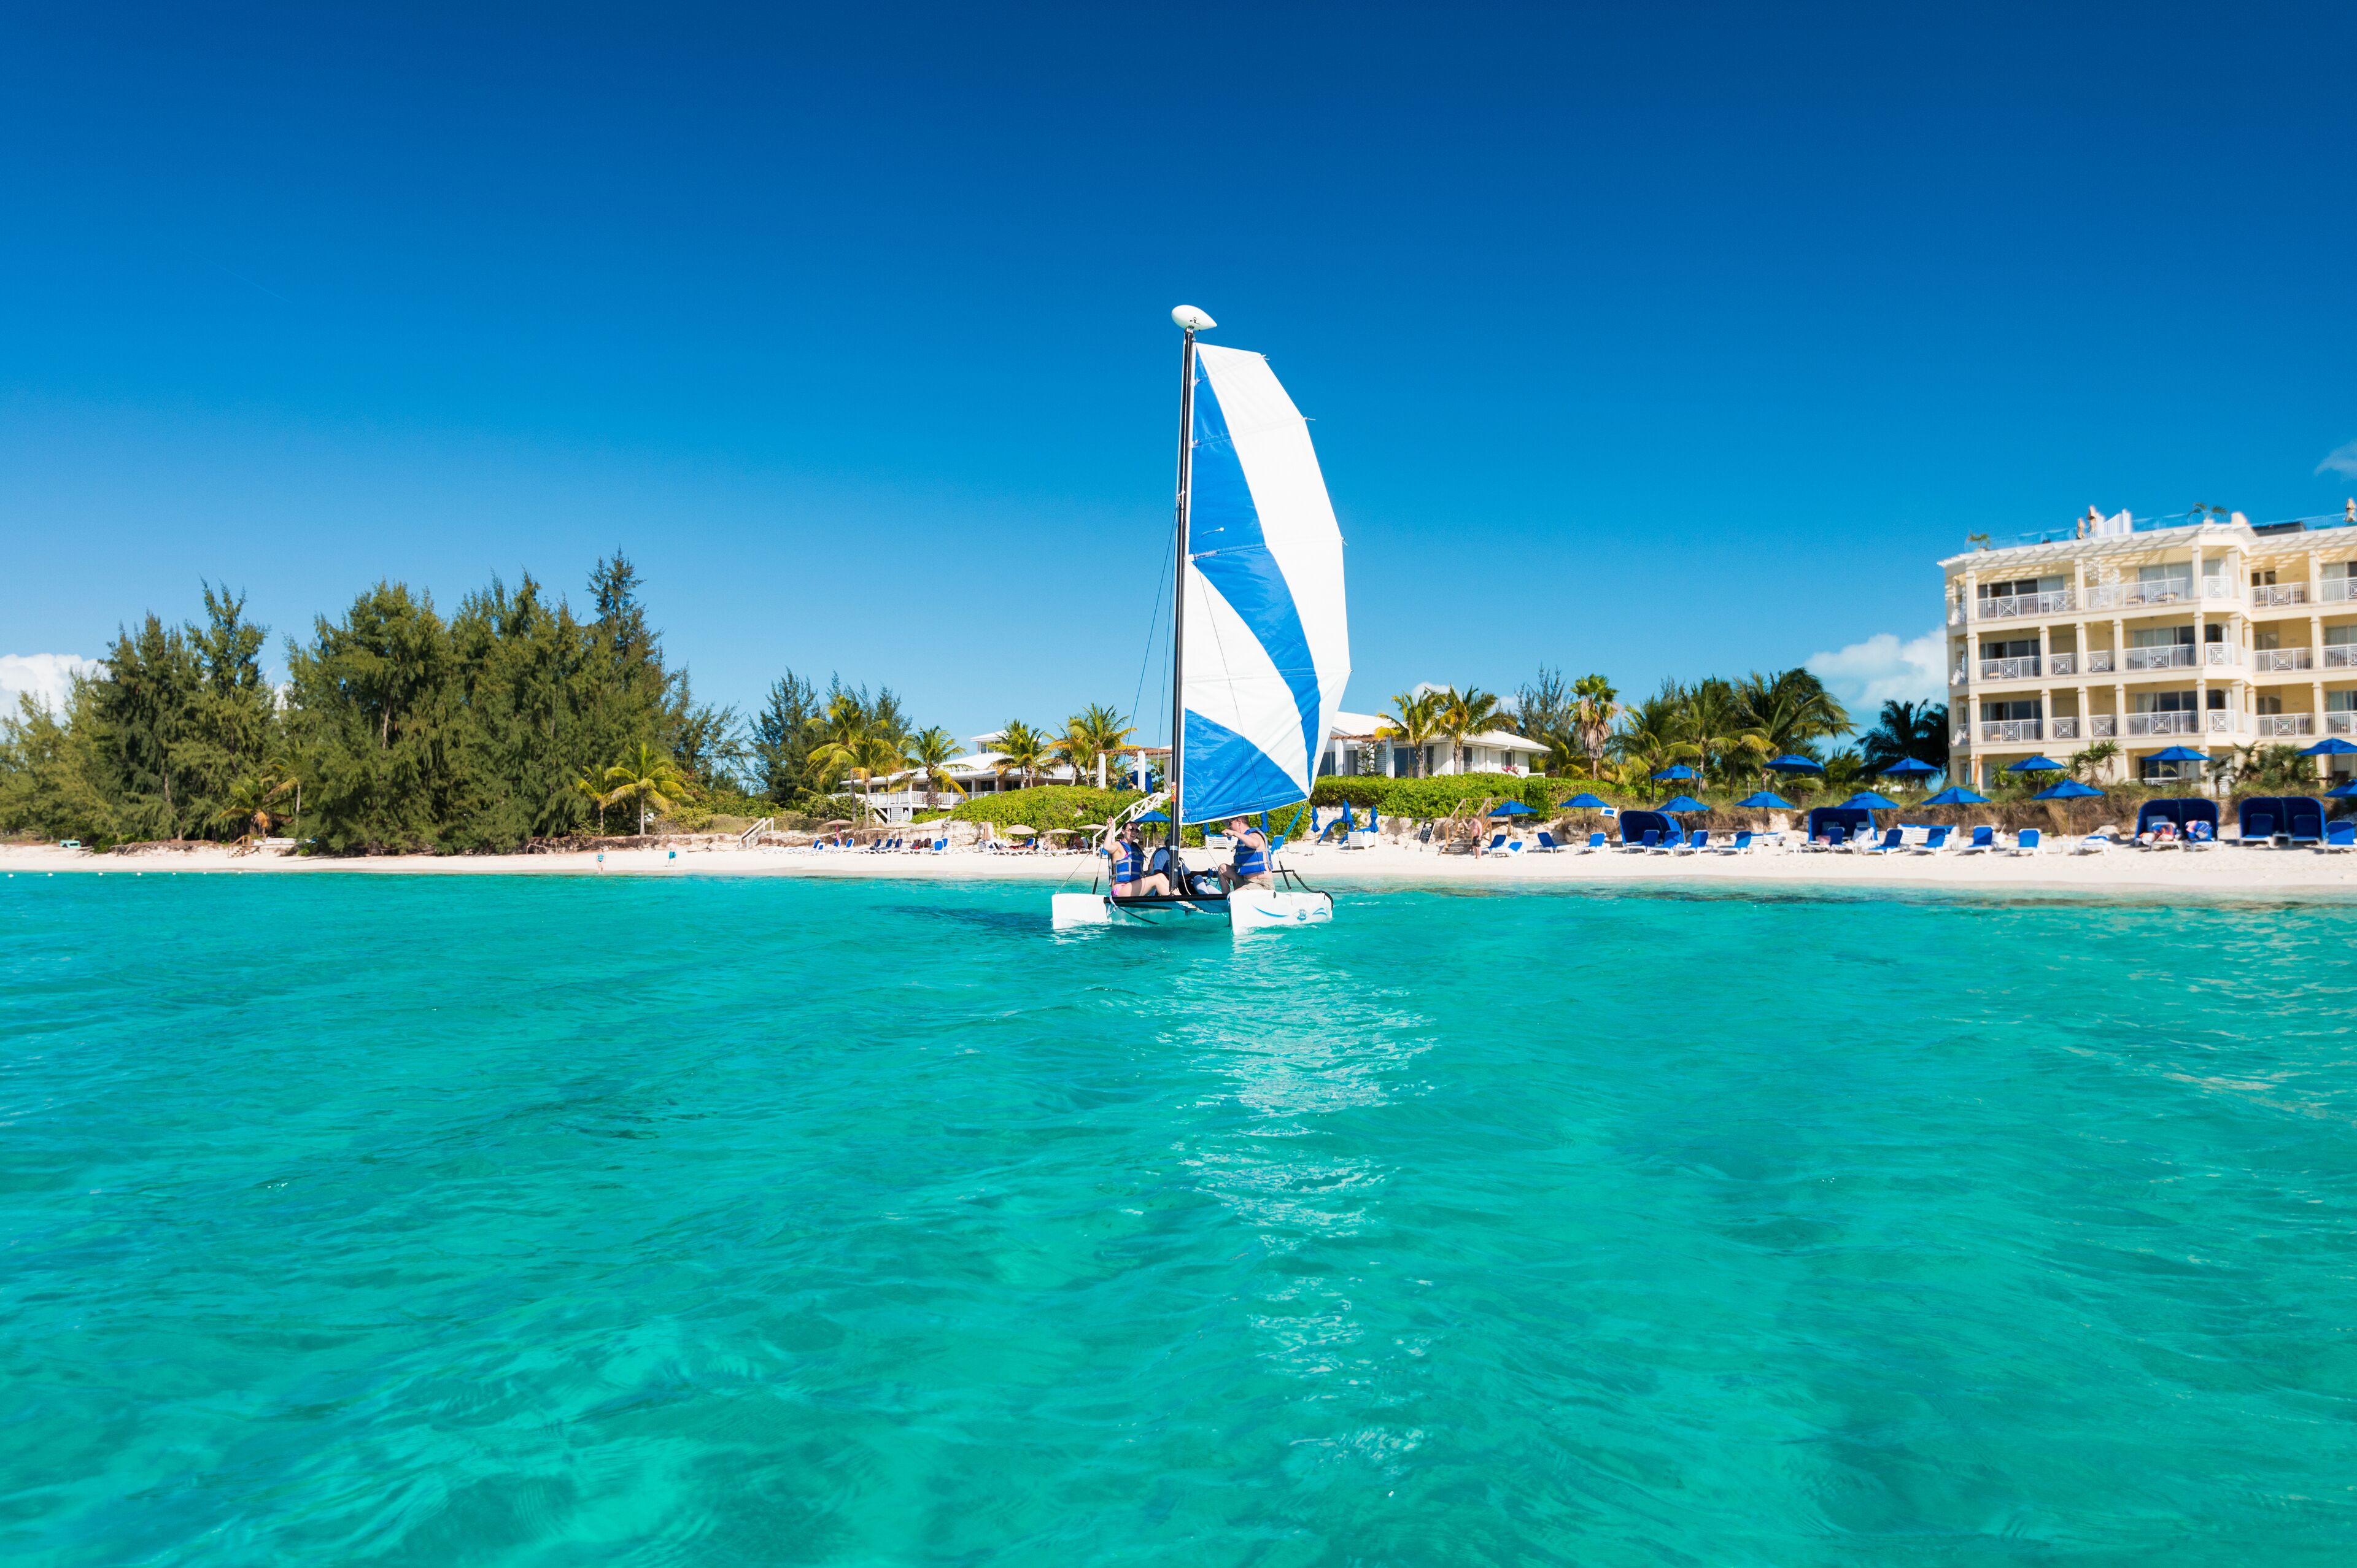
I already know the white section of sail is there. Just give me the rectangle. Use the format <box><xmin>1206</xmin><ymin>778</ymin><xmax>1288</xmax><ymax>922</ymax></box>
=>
<box><xmin>1183</xmin><ymin>344</ymin><xmax>1350</xmax><ymax>794</ymax></box>
<box><xmin>1182</xmin><ymin>557</ymin><xmax>1310</xmax><ymax>790</ymax></box>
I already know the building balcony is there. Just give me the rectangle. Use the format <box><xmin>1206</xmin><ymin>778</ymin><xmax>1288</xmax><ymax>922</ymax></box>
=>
<box><xmin>2207</xmin><ymin>711</ymin><xmax>2240</xmax><ymax>736</ymax></box>
<box><xmin>2046</xmin><ymin>652</ymin><xmax>2078</xmax><ymax>674</ymax></box>
<box><xmin>2330</xmin><ymin>712</ymin><xmax>2356</xmax><ymax>735</ymax></box>
<box><xmin>2124</xmin><ymin>712</ymin><xmax>2199</xmax><ymax>736</ymax></box>
<box><xmin>2123</xmin><ymin>645</ymin><xmax>2195</xmax><ymax>670</ymax></box>
<box><xmin>2326</xmin><ymin>646</ymin><xmax>2357</xmax><ymax>669</ymax></box>
<box><xmin>2324</xmin><ymin>578</ymin><xmax>2357</xmax><ymax>603</ymax></box>
<box><xmin>2254</xmin><ymin>648</ymin><xmax>2314</xmax><ymax>672</ymax></box>
<box><xmin>2252</xmin><ymin>582</ymin><xmax>2309</xmax><ymax>608</ymax></box>
<box><xmin>2255</xmin><ymin>714</ymin><xmax>2315</xmax><ymax>738</ymax></box>
<box><xmin>1978</xmin><ymin>719</ymin><xmax>2043</xmax><ymax>743</ymax></box>
<box><xmin>2086</xmin><ymin>650</ymin><xmax>2114</xmax><ymax>673</ymax></box>
<box><xmin>2088</xmin><ymin>715</ymin><xmax>2116</xmax><ymax>737</ymax></box>
<box><xmin>1976</xmin><ymin>589</ymin><xmax>2075</xmax><ymax>619</ymax></box>
<box><xmin>1979</xmin><ymin>655</ymin><xmax>2041</xmax><ymax>679</ymax></box>
<box><xmin>2049</xmin><ymin>717</ymin><xmax>2080</xmax><ymax>739</ymax></box>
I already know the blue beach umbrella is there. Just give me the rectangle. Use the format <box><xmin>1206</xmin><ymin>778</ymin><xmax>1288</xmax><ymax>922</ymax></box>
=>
<box><xmin>1488</xmin><ymin>801</ymin><xmax>1536</xmax><ymax>817</ymax></box>
<box><xmin>1658</xmin><ymin>795</ymin><xmax>1708</xmax><ymax>814</ymax></box>
<box><xmin>2299</xmin><ymin>738</ymin><xmax>2357</xmax><ymax>757</ymax></box>
<box><xmin>1877</xmin><ymin>757</ymin><xmax>1940</xmax><ymax>780</ymax></box>
<box><xmin>2145</xmin><ymin>745</ymin><xmax>2209</xmax><ymax>764</ymax></box>
<box><xmin>1843</xmin><ymin>790</ymin><xmax>1900</xmax><ymax>810</ymax></box>
<box><xmin>1559</xmin><ymin>792</ymin><xmax>1612</xmax><ymax>809</ymax></box>
<box><xmin>1651</xmin><ymin>764</ymin><xmax>1698</xmax><ymax>781</ymax></box>
<box><xmin>2032</xmin><ymin>779</ymin><xmax>2103</xmax><ymax>800</ymax></box>
<box><xmin>1765</xmin><ymin>754</ymin><xmax>1825</xmax><ymax>774</ymax></box>
<box><xmin>1921</xmin><ymin>786</ymin><xmax>1991</xmax><ymax>806</ymax></box>
<box><xmin>1136</xmin><ymin>810</ymin><xmax>1170</xmax><ymax>823</ymax></box>
<box><xmin>2005</xmin><ymin>755</ymin><xmax>2067</xmax><ymax>773</ymax></box>
<box><xmin>1367</xmin><ymin>805</ymin><xmax>1379</xmax><ymax>830</ymax></box>
<box><xmin>1736</xmin><ymin>790</ymin><xmax>1794</xmax><ymax>809</ymax></box>
<box><xmin>2326</xmin><ymin>780</ymin><xmax>2357</xmax><ymax>798</ymax></box>
<box><xmin>1339</xmin><ymin>803</ymin><xmax>1355</xmax><ymax>830</ymax></box>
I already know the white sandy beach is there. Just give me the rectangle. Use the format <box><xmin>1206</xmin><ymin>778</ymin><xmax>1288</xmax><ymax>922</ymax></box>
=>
<box><xmin>10</xmin><ymin>837</ymin><xmax>2357</xmax><ymax>897</ymax></box>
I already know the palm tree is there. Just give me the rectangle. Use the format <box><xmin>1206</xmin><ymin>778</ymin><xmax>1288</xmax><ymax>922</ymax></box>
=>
<box><xmin>601</xmin><ymin>741</ymin><xmax>690</xmax><ymax>836</ymax></box>
<box><xmin>1437</xmin><ymin>685</ymin><xmax>1504</xmax><ymax>773</ymax></box>
<box><xmin>2069</xmin><ymin>740</ymin><xmax>2119</xmax><ymax>782</ymax></box>
<box><xmin>1682</xmin><ymin>677</ymin><xmax>1772</xmax><ymax>786</ymax></box>
<box><xmin>1608</xmin><ymin>685</ymin><xmax>1700</xmax><ymax>792</ymax></box>
<box><xmin>908</xmin><ymin>725</ymin><xmax>966</xmax><ymax>809</ymax></box>
<box><xmin>1056</xmin><ymin>703</ymin><xmax>1135</xmax><ymax>789</ymax></box>
<box><xmin>211</xmin><ymin>769</ymin><xmax>295</xmax><ymax>843</ymax></box>
<box><xmin>1857</xmin><ymin>699</ymin><xmax>1951</xmax><ymax>776</ymax></box>
<box><xmin>1377</xmin><ymin>689</ymin><xmax>1442</xmax><ymax>778</ymax></box>
<box><xmin>1569</xmin><ymin>674</ymin><xmax>1619</xmax><ymax>777</ymax></box>
<box><xmin>1736</xmin><ymin>668</ymin><xmax>1851</xmax><ymax>759</ymax></box>
<box><xmin>570</xmin><ymin>765</ymin><xmax>608</xmax><ymax>833</ymax></box>
<box><xmin>993</xmin><ymin>720</ymin><xmax>1050</xmax><ymax>789</ymax></box>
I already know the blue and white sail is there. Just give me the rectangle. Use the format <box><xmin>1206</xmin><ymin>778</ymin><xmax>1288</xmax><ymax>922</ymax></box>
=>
<box><xmin>1179</xmin><ymin>344</ymin><xmax>1350</xmax><ymax>824</ymax></box>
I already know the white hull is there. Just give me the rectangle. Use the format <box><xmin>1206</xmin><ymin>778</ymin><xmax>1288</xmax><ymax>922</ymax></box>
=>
<box><xmin>1050</xmin><ymin>887</ymin><xmax>1334</xmax><ymax>933</ymax></box>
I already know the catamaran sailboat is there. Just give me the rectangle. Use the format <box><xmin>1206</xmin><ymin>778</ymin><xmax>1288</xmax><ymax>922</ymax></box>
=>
<box><xmin>1051</xmin><ymin>306</ymin><xmax>1348</xmax><ymax>932</ymax></box>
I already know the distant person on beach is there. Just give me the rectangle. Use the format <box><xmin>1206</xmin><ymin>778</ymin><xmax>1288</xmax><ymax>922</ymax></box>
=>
<box><xmin>1104</xmin><ymin>822</ymin><xmax>1171</xmax><ymax>898</ymax></box>
<box><xmin>1220</xmin><ymin>816</ymin><xmax>1272</xmax><ymax>894</ymax></box>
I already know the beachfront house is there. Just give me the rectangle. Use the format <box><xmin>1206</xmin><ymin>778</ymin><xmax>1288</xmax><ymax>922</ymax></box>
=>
<box><xmin>1320</xmin><ymin>708</ymin><xmax>1548</xmax><ymax>778</ymax></box>
<box><xmin>1943</xmin><ymin>502</ymin><xmax>2357</xmax><ymax>788</ymax></box>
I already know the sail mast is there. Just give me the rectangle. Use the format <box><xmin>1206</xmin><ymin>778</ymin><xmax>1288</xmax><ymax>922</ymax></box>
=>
<box><xmin>1167</xmin><ymin>306</ymin><xmax>1213</xmax><ymax>854</ymax></box>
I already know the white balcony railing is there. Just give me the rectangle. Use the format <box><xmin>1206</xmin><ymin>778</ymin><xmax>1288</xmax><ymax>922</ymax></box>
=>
<box><xmin>2088</xmin><ymin>715</ymin><xmax>2117</xmax><ymax>737</ymax></box>
<box><xmin>2049</xmin><ymin>717</ymin><xmax>2080</xmax><ymax>740</ymax></box>
<box><xmin>2047</xmin><ymin>652</ymin><xmax>2077</xmax><ymax>675</ymax></box>
<box><xmin>2328</xmin><ymin>712</ymin><xmax>2356</xmax><ymax>735</ymax></box>
<box><xmin>2203</xmin><ymin>576</ymin><xmax>2237</xmax><ymax>601</ymax></box>
<box><xmin>2123</xmin><ymin>644</ymin><xmax>2196</xmax><ymax>670</ymax></box>
<box><xmin>1979</xmin><ymin>719</ymin><xmax>2043</xmax><ymax>743</ymax></box>
<box><xmin>2204</xmin><ymin>644</ymin><xmax>2240</xmax><ymax>669</ymax></box>
<box><xmin>2207</xmin><ymin>711</ymin><xmax>2239</xmax><ymax>735</ymax></box>
<box><xmin>2125</xmin><ymin>711</ymin><xmax>2199</xmax><ymax>736</ymax></box>
<box><xmin>1978</xmin><ymin>589</ymin><xmax>2075</xmax><ymax>619</ymax></box>
<box><xmin>2326</xmin><ymin>646</ymin><xmax>2357</xmax><ymax>669</ymax></box>
<box><xmin>2086</xmin><ymin>650</ymin><xmax>2115</xmax><ymax>673</ymax></box>
<box><xmin>1980</xmin><ymin>655</ymin><xmax>2041</xmax><ymax>679</ymax></box>
<box><xmin>1952</xmin><ymin>728</ymin><xmax>1969</xmax><ymax>749</ymax></box>
<box><xmin>2255</xmin><ymin>648</ymin><xmax>2313</xmax><ymax>672</ymax></box>
<box><xmin>2252</xmin><ymin>582</ymin><xmax>2309</xmax><ymax>608</ymax></box>
<box><xmin>2255</xmin><ymin>714</ymin><xmax>2316</xmax><ymax>738</ymax></box>
<box><xmin>2323</xmin><ymin>577</ymin><xmax>2356</xmax><ymax>603</ymax></box>
<box><xmin>2130</xmin><ymin>578</ymin><xmax>2193</xmax><ymax>604</ymax></box>
<box><xmin>1951</xmin><ymin>665</ymin><xmax>1968</xmax><ymax>686</ymax></box>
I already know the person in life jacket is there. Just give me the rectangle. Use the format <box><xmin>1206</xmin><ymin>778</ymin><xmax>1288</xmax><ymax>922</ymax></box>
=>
<box><xmin>1218</xmin><ymin>816</ymin><xmax>1274</xmax><ymax>893</ymax></box>
<box><xmin>1102</xmin><ymin>821</ymin><xmax>1171</xmax><ymax>898</ymax></box>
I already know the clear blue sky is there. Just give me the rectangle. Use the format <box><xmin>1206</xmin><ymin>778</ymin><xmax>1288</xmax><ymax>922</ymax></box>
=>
<box><xmin>6</xmin><ymin>4</ymin><xmax>2355</xmax><ymax>740</ymax></box>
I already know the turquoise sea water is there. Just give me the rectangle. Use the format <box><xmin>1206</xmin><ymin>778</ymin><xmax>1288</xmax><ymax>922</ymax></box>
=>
<box><xmin>6</xmin><ymin>873</ymin><xmax>2356</xmax><ymax>1565</ymax></box>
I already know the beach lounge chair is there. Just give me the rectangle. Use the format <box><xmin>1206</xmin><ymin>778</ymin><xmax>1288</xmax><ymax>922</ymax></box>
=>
<box><xmin>2242</xmin><ymin>810</ymin><xmax>2277</xmax><ymax>845</ymax></box>
<box><xmin>2323</xmin><ymin>821</ymin><xmax>2356</xmax><ymax>852</ymax></box>
<box><xmin>2186</xmin><ymin>820</ymin><xmax>2216</xmax><ymax>850</ymax></box>
<box><xmin>1531</xmin><ymin>830</ymin><xmax>1563</xmax><ymax>852</ymax></box>
<box><xmin>2010</xmin><ymin>828</ymin><xmax>2043</xmax><ymax>855</ymax></box>
<box><xmin>1625</xmin><ymin>828</ymin><xmax>1659</xmax><ymax>852</ymax></box>
<box><xmin>2074</xmin><ymin>832</ymin><xmax>2113</xmax><ymax>854</ymax></box>
<box><xmin>1485</xmin><ymin>832</ymin><xmax>1507</xmax><ymax>854</ymax></box>
<box><xmin>1584</xmin><ymin>831</ymin><xmax>1608</xmax><ymax>852</ymax></box>
<box><xmin>1863</xmin><ymin>827</ymin><xmax>1905</xmax><ymax>855</ymax></box>
<box><xmin>1910</xmin><ymin>826</ymin><xmax>1951</xmax><ymax>854</ymax></box>
<box><xmin>1673</xmin><ymin>829</ymin><xmax>1708</xmax><ymax>854</ymax></box>
<box><xmin>1956</xmin><ymin>825</ymin><xmax>1996</xmax><ymax>854</ymax></box>
<box><xmin>1712</xmin><ymin>830</ymin><xmax>1755</xmax><ymax>855</ymax></box>
<box><xmin>2288</xmin><ymin>806</ymin><xmax>2325</xmax><ymax>848</ymax></box>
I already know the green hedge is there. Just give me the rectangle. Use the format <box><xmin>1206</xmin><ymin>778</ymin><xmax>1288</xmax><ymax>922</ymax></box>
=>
<box><xmin>947</xmin><ymin>785</ymin><xmax>1146</xmax><ymax>832</ymax></box>
<box><xmin>1309</xmin><ymin>773</ymin><xmax>1555</xmax><ymax>818</ymax></box>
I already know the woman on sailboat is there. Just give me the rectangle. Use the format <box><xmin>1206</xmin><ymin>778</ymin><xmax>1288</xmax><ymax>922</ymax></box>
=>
<box><xmin>1103</xmin><ymin>822</ymin><xmax>1171</xmax><ymax>899</ymax></box>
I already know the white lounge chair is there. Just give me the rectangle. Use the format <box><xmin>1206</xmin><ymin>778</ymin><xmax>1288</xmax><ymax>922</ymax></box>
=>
<box><xmin>2074</xmin><ymin>832</ymin><xmax>2113</xmax><ymax>854</ymax></box>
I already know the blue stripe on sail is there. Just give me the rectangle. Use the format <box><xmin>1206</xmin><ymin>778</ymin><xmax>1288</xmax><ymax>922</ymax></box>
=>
<box><xmin>1182</xmin><ymin>710</ymin><xmax>1307</xmax><ymax>824</ymax></box>
<box><xmin>1188</xmin><ymin>366</ymin><xmax>1324</xmax><ymax>779</ymax></box>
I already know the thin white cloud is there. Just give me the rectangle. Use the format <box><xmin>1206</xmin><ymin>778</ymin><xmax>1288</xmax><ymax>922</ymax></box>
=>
<box><xmin>2317</xmin><ymin>440</ymin><xmax>2357</xmax><ymax>479</ymax></box>
<box><xmin>1806</xmin><ymin>628</ymin><xmax>1946</xmax><ymax>716</ymax></box>
<box><xmin>1</xmin><ymin>653</ymin><xmax>102</xmax><ymax>717</ymax></box>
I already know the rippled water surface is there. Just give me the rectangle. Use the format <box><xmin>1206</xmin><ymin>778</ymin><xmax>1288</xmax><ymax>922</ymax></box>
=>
<box><xmin>7</xmin><ymin>873</ymin><xmax>2357</xmax><ymax>1564</ymax></box>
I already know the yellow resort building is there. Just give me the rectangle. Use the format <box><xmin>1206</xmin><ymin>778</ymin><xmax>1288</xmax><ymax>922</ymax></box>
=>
<box><xmin>1943</xmin><ymin>503</ymin><xmax>2357</xmax><ymax>789</ymax></box>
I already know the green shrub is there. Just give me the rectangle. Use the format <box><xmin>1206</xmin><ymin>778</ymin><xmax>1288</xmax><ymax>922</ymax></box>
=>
<box><xmin>948</xmin><ymin>785</ymin><xmax>1146</xmax><ymax>832</ymax></box>
<box><xmin>1309</xmin><ymin>773</ymin><xmax>1554</xmax><ymax>818</ymax></box>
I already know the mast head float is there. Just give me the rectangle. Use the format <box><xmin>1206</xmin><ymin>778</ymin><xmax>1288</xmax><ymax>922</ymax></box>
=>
<box><xmin>1171</xmin><ymin>304</ymin><xmax>1216</xmax><ymax>332</ymax></box>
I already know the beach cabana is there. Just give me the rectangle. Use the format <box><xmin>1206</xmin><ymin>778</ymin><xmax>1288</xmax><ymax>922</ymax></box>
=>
<box><xmin>2235</xmin><ymin>796</ymin><xmax>2321</xmax><ymax>844</ymax></box>
<box><xmin>2133</xmin><ymin>797</ymin><xmax>2219</xmax><ymax>839</ymax></box>
<box><xmin>1804</xmin><ymin>806</ymin><xmax>1875</xmax><ymax>844</ymax></box>
<box><xmin>1617</xmin><ymin>808</ymin><xmax>1674</xmax><ymax>848</ymax></box>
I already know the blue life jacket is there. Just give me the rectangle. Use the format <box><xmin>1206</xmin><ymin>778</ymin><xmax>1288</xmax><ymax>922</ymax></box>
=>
<box><xmin>1113</xmin><ymin>843</ymin><xmax>1145</xmax><ymax>882</ymax></box>
<box><xmin>1231</xmin><ymin>836</ymin><xmax>1268</xmax><ymax>879</ymax></box>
